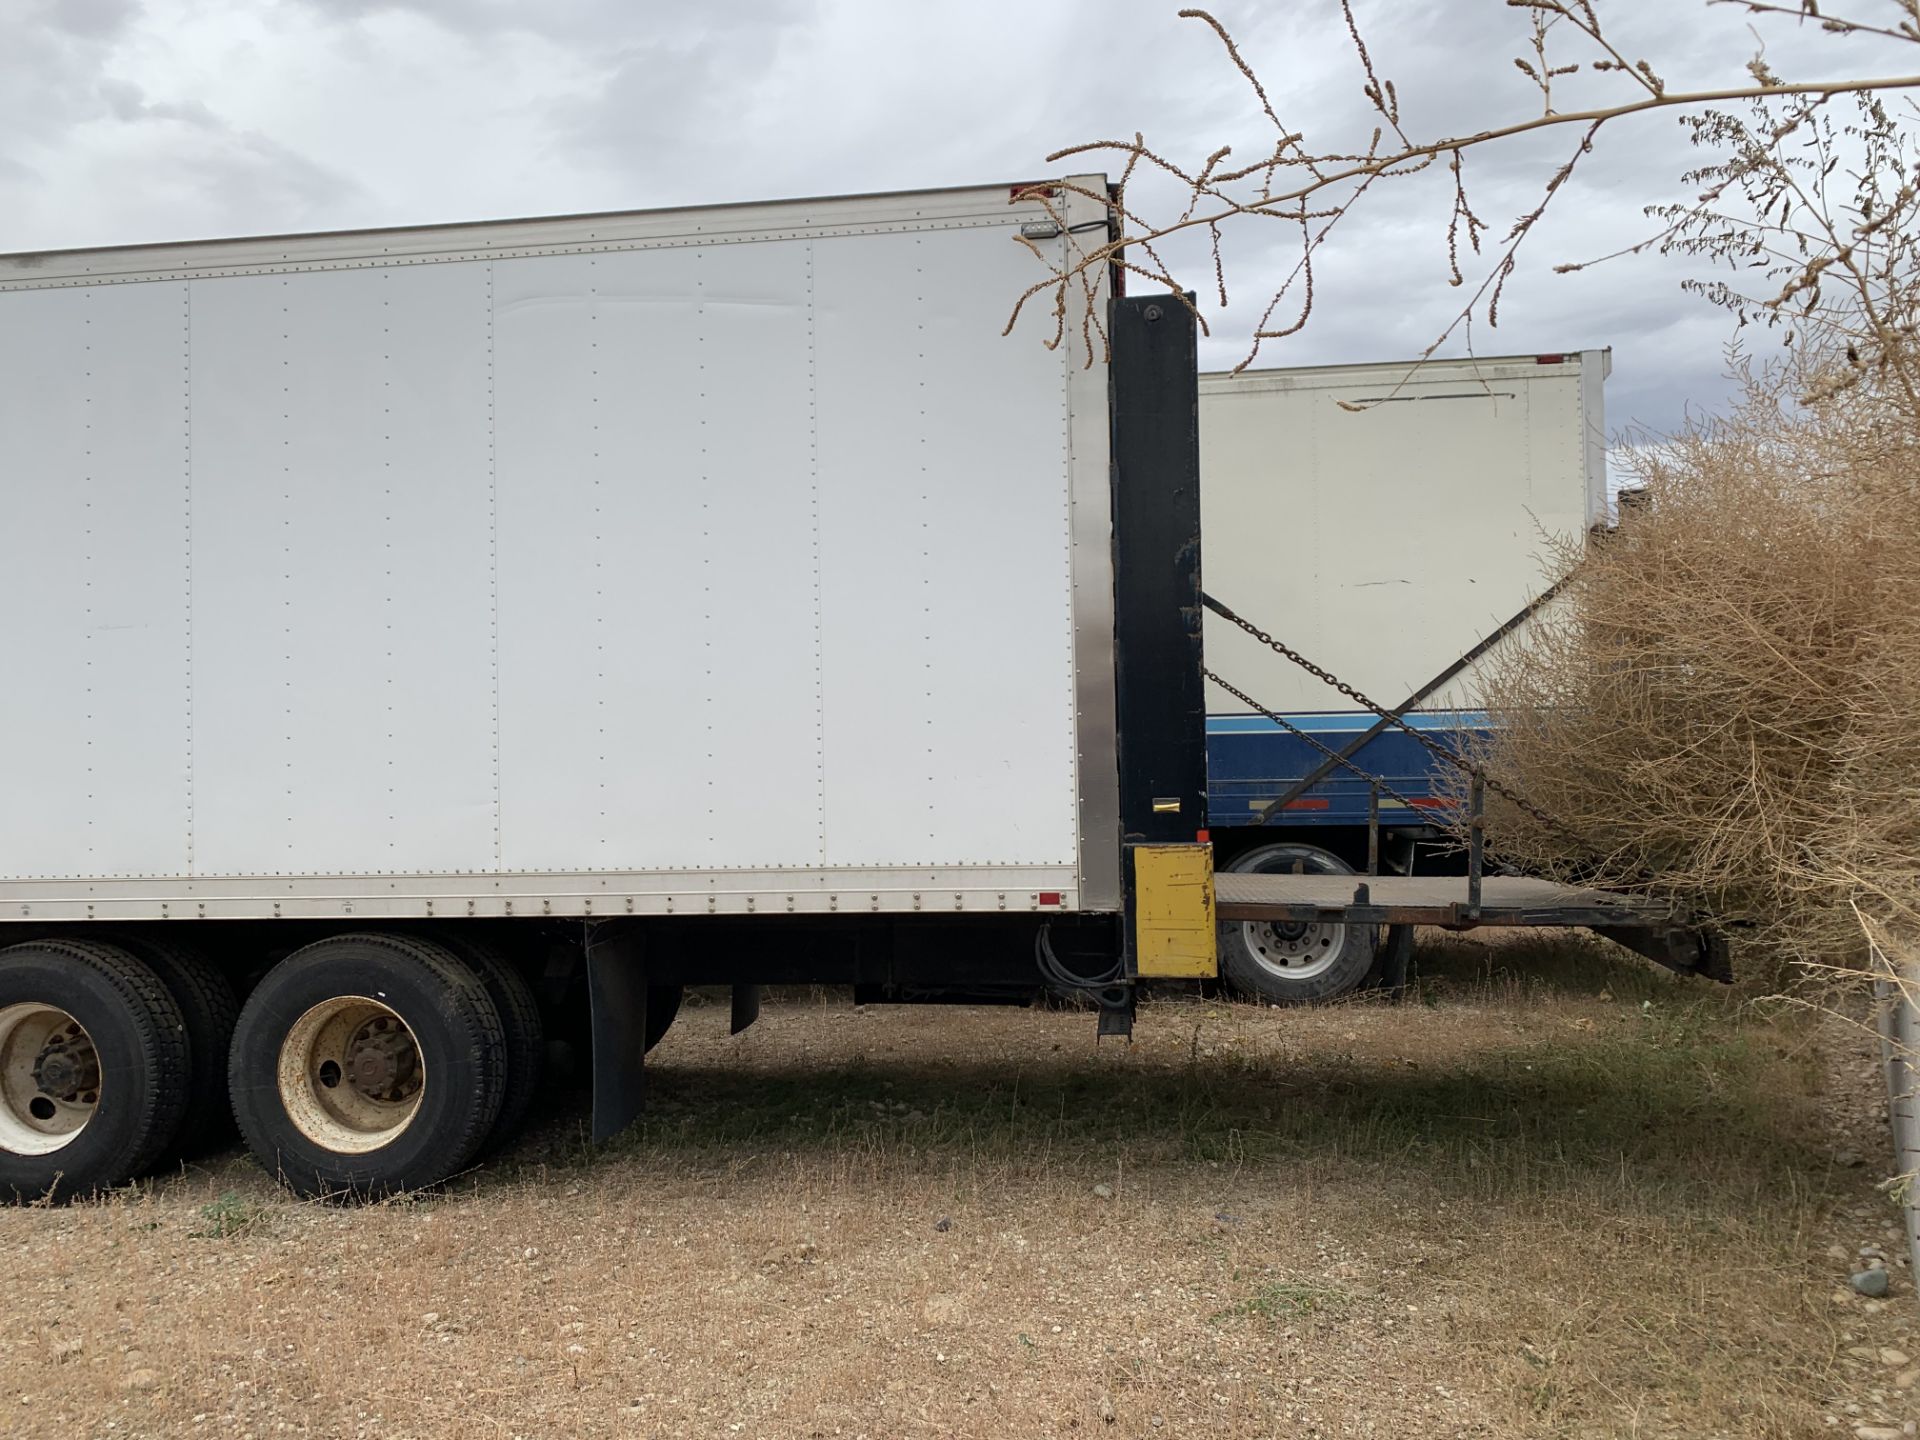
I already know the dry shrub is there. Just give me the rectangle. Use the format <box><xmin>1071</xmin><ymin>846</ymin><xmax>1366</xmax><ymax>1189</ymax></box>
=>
<box><xmin>1468</xmin><ymin>345</ymin><xmax>1920</xmax><ymax>975</ymax></box>
<box><xmin>1831</xmin><ymin>440</ymin><xmax>1920</xmax><ymax>916</ymax></box>
<box><xmin>1833</xmin><ymin>446</ymin><xmax>1920</xmax><ymax>996</ymax></box>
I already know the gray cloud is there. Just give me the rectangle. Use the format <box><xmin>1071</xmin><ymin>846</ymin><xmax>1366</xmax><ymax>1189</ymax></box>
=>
<box><xmin>42</xmin><ymin>0</ymin><xmax>141</xmax><ymax>40</ymax></box>
<box><xmin>553</xmin><ymin>0</ymin><xmax>816</xmax><ymax>205</ymax></box>
<box><xmin>0</xmin><ymin>0</ymin><xmax>1894</xmax><ymax>437</ymax></box>
<box><xmin>0</xmin><ymin>3</ymin><xmax>359</xmax><ymax>247</ymax></box>
<box><xmin>97</xmin><ymin>75</ymin><xmax>223</xmax><ymax>129</ymax></box>
<box><xmin>0</xmin><ymin>1</ymin><xmax>137</xmax><ymax>148</ymax></box>
<box><xmin>284</xmin><ymin>0</ymin><xmax>694</xmax><ymax>40</ymax></box>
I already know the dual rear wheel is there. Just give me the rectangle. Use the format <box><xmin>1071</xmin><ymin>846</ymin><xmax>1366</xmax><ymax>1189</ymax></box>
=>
<box><xmin>0</xmin><ymin>929</ymin><xmax>633</xmax><ymax>1202</ymax></box>
<box><xmin>229</xmin><ymin>933</ymin><xmax>513</xmax><ymax>1197</ymax></box>
<box><xmin>0</xmin><ymin>937</ymin><xmax>224</xmax><ymax>1202</ymax></box>
<box><xmin>227</xmin><ymin>937</ymin><xmax>688</xmax><ymax>1195</ymax></box>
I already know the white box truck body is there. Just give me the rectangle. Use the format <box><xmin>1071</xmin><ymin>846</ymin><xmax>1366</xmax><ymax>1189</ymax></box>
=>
<box><xmin>0</xmin><ymin>181</ymin><xmax>1124</xmax><ymax>922</ymax></box>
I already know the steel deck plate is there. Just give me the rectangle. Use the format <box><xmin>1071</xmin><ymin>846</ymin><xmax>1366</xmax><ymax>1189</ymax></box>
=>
<box><xmin>1213</xmin><ymin>872</ymin><xmax>1674</xmax><ymax>929</ymax></box>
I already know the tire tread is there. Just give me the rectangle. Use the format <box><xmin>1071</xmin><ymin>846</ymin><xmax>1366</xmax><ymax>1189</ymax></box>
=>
<box><xmin>106</xmin><ymin>934</ymin><xmax>239</xmax><ymax>1158</ymax></box>
<box><xmin>229</xmin><ymin>931</ymin><xmax>507</xmax><ymax>1197</ymax></box>
<box><xmin>0</xmin><ymin>938</ymin><xmax>190</xmax><ymax>1197</ymax></box>
<box><xmin>435</xmin><ymin>933</ymin><xmax>544</xmax><ymax>1155</ymax></box>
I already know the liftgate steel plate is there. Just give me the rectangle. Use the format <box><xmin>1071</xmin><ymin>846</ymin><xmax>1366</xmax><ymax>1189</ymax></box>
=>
<box><xmin>1212</xmin><ymin>872</ymin><xmax>1676</xmax><ymax>929</ymax></box>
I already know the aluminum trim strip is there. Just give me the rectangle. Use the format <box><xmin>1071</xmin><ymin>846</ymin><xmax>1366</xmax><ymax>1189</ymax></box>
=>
<box><xmin>0</xmin><ymin>182</ymin><xmax>1086</xmax><ymax>291</ymax></box>
<box><xmin>1062</xmin><ymin>180</ymin><xmax>1121</xmax><ymax>911</ymax></box>
<box><xmin>0</xmin><ymin>865</ymin><xmax>1081</xmax><ymax>922</ymax></box>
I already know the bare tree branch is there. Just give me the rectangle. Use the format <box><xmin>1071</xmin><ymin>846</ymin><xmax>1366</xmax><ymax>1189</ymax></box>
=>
<box><xmin>1016</xmin><ymin>2</ymin><xmax>1920</xmax><ymax>371</ymax></box>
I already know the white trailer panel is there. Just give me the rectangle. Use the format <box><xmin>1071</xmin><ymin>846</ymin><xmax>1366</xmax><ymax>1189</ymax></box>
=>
<box><xmin>0</xmin><ymin>180</ymin><xmax>1116</xmax><ymax>919</ymax></box>
<box><xmin>188</xmin><ymin>264</ymin><xmax>502</xmax><ymax>877</ymax></box>
<box><xmin>813</xmin><ymin>228</ymin><xmax>1081</xmax><ymax>868</ymax></box>
<box><xmin>1199</xmin><ymin>351</ymin><xmax>1607</xmax><ymax>717</ymax></box>
<box><xmin>0</xmin><ymin>282</ymin><xmax>196</xmax><ymax>879</ymax></box>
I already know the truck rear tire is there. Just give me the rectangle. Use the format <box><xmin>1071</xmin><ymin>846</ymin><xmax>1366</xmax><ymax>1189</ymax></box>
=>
<box><xmin>228</xmin><ymin>932</ymin><xmax>506</xmax><ymax>1199</ymax></box>
<box><xmin>435</xmin><ymin>933</ymin><xmax>545</xmax><ymax>1156</ymax></box>
<box><xmin>0</xmin><ymin>939</ymin><xmax>190</xmax><ymax>1202</ymax></box>
<box><xmin>1217</xmin><ymin>842</ymin><xmax>1382</xmax><ymax>1005</ymax></box>
<box><xmin>105</xmin><ymin>934</ymin><xmax>238</xmax><ymax>1158</ymax></box>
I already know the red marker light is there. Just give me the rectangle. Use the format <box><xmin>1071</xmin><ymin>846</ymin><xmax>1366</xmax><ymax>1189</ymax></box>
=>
<box><xmin>1037</xmin><ymin>891</ymin><xmax>1062</xmax><ymax>907</ymax></box>
<box><xmin>1535</xmin><ymin>353</ymin><xmax>1565</xmax><ymax>364</ymax></box>
<box><xmin>1195</xmin><ymin>829</ymin><xmax>1211</xmax><ymax>843</ymax></box>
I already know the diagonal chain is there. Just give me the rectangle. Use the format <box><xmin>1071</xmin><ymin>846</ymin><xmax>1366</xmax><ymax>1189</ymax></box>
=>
<box><xmin>1201</xmin><ymin>591</ymin><xmax>1579</xmax><ymax>842</ymax></box>
<box><xmin>1205</xmin><ymin>668</ymin><xmax>1447</xmax><ymax>826</ymax></box>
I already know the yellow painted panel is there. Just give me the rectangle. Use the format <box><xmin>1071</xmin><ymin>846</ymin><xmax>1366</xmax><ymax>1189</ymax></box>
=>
<box><xmin>1133</xmin><ymin>844</ymin><xmax>1218</xmax><ymax>978</ymax></box>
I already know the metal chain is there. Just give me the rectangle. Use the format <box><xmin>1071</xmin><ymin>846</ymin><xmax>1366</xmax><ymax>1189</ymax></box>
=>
<box><xmin>1202</xmin><ymin>592</ymin><xmax>1579</xmax><ymax>842</ymax></box>
<box><xmin>1204</xmin><ymin>668</ymin><xmax>1446</xmax><ymax>827</ymax></box>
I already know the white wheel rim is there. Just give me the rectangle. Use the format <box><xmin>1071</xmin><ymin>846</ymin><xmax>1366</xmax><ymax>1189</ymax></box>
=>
<box><xmin>0</xmin><ymin>1003</ymin><xmax>101</xmax><ymax>1155</ymax></box>
<box><xmin>1241</xmin><ymin>917</ymin><xmax>1350</xmax><ymax>982</ymax></box>
<box><xmin>277</xmin><ymin>996</ymin><xmax>427</xmax><ymax>1155</ymax></box>
<box><xmin>1227</xmin><ymin>846</ymin><xmax>1370</xmax><ymax>988</ymax></box>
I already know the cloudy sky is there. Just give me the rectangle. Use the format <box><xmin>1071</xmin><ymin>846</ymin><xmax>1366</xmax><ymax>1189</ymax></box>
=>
<box><xmin>2</xmin><ymin>0</ymin><xmax>1903</xmax><ymax>436</ymax></box>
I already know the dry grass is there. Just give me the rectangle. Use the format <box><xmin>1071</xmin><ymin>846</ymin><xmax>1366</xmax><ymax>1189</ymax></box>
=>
<box><xmin>1</xmin><ymin>949</ymin><xmax>1913</xmax><ymax>1439</ymax></box>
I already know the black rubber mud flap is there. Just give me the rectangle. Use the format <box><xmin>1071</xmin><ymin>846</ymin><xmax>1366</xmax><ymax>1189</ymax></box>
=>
<box><xmin>730</xmin><ymin>984</ymin><xmax>761</xmax><ymax>1036</ymax></box>
<box><xmin>1378</xmin><ymin>923</ymin><xmax>1415</xmax><ymax>1001</ymax></box>
<box><xmin>585</xmin><ymin>927</ymin><xmax>649</xmax><ymax>1143</ymax></box>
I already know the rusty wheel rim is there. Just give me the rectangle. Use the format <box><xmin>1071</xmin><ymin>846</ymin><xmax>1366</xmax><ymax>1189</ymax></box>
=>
<box><xmin>277</xmin><ymin>996</ymin><xmax>426</xmax><ymax>1155</ymax></box>
<box><xmin>0</xmin><ymin>1003</ymin><xmax>101</xmax><ymax>1156</ymax></box>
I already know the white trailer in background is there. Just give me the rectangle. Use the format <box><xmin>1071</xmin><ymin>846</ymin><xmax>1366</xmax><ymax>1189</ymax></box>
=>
<box><xmin>1203</xmin><ymin>349</ymin><xmax>1609</xmax><ymax>714</ymax></box>
<box><xmin>1199</xmin><ymin>350</ymin><xmax>1611</xmax><ymax>1004</ymax></box>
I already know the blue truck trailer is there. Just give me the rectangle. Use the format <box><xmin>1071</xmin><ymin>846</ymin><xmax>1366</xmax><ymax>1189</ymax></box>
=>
<box><xmin>1207</xmin><ymin>710</ymin><xmax>1482</xmax><ymax>832</ymax></box>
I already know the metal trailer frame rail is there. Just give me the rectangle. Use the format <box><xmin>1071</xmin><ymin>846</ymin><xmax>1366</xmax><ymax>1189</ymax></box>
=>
<box><xmin>1213</xmin><ymin>872</ymin><xmax>1730</xmax><ymax>982</ymax></box>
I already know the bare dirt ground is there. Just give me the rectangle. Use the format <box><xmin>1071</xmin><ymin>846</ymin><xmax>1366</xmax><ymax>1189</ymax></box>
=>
<box><xmin>2</xmin><ymin>936</ymin><xmax>1915</xmax><ymax>1439</ymax></box>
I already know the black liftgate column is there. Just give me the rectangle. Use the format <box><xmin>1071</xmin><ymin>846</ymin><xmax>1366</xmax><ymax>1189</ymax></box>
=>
<box><xmin>1109</xmin><ymin>293</ymin><xmax>1206</xmax><ymax>844</ymax></box>
<box><xmin>1108</xmin><ymin>293</ymin><xmax>1207</xmax><ymax>1002</ymax></box>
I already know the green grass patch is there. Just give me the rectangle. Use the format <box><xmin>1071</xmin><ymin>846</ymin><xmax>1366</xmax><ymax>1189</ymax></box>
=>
<box><xmin>190</xmin><ymin>1191</ymin><xmax>264</xmax><ymax>1239</ymax></box>
<box><xmin>1212</xmin><ymin>1279</ymin><xmax>1347</xmax><ymax>1323</ymax></box>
